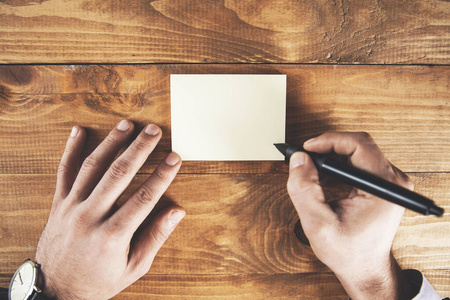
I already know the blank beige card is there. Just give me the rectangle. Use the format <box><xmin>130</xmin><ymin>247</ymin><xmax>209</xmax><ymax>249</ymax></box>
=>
<box><xmin>170</xmin><ymin>74</ymin><xmax>286</xmax><ymax>161</ymax></box>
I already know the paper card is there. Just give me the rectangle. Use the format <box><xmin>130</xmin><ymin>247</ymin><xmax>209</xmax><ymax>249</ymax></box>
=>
<box><xmin>170</xmin><ymin>74</ymin><xmax>286</xmax><ymax>161</ymax></box>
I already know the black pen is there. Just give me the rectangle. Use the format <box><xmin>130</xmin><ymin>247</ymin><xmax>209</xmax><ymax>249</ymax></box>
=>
<box><xmin>274</xmin><ymin>143</ymin><xmax>444</xmax><ymax>217</ymax></box>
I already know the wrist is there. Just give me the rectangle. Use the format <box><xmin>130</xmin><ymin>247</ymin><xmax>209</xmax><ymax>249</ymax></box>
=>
<box><xmin>334</xmin><ymin>254</ymin><xmax>416</xmax><ymax>300</ymax></box>
<box><xmin>35</xmin><ymin>263</ymin><xmax>65</xmax><ymax>300</ymax></box>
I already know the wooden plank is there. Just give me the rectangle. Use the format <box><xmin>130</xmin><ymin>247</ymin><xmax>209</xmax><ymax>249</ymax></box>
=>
<box><xmin>0</xmin><ymin>173</ymin><xmax>448</xmax><ymax>296</ymax></box>
<box><xmin>0</xmin><ymin>0</ymin><xmax>448</xmax><ymax>64</ymax></box>
<box><xmin>115</xmin><ymin>271</ymin><xmax>450</xmax><ymax>299</ymax></box>
<box><xmin>0</xmin><ymin>64</ymin><xmax>448</xmax><ymax>174</ymax></box>
<box><xmin>116</xmin><ymin>273</ymin><xmax>348</xmax><ymax>299</ymax></box>
<box><xmin>0</xmin><ymin>274</ymin><xmax>348</xmax><ymax>299</ymax></box>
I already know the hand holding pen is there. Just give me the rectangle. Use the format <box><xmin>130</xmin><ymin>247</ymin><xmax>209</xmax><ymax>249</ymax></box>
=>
<box><xmin>286</xmin><ymin>132</ymin><xmax>423</xmax><ymax>300</ymax></box>
<box><xmin>275</xmin><ymin>138</ymin><xmax>443</xmax><ymax>216</ymax></box>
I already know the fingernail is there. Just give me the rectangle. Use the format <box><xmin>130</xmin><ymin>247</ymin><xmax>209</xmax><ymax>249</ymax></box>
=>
<box><xmin>145</xmin><ymin>124</ymin><xmax>160</xmax><ymax>136</ymax></box>
<box><xmin>70</xmin><ymin>126</ymin><xmax>79</xmax><ymax>138</ymax></box>
<box><xmin>304</xmin><ymin>137</ymin><xmax>317</xmax><ymax>146</ymax></box>
<box><xmin>165</xmin><ymin>152</ymin><xmax>180</xmax><ymax>166</ymax></box>
<box><xmin>290</xmin><ymin>152</ymin><xmax>306</xmax><ymax>170</ymax></box>
<box><xmin>117</xmin><ymin>120</ymin><xmax>130</xmax><ymax>132</ymax></box>
<box><xmin>169</xmin><ymin>210</ymin><xmax>185</xmax><ymax>227</ymax></box>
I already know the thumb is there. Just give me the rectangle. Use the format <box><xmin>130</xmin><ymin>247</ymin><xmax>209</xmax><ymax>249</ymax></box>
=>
<box><xmin>287</xmin><ymin>152</ymin><xmax>336</xmax><ymax>230</ymax></box>
<box><xmin>127</xmin><ymin>206</ymin><xmax>185</xmax><ymax>278</ymax></box>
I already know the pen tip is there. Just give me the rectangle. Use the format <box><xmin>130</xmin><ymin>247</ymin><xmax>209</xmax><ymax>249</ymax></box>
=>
<box><xmin>273</xmin><ymin>143</ymin><xmax>288</xmax><ymax>155</ymax></box>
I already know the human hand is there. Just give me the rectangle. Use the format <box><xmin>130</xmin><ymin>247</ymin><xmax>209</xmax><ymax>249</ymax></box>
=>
<box><xmin>287</xmin><ymin>132</ymin><xmax>416</xmax><ymax>300</ymax></box>
<box><xmin>35</xmin><ymin>120</ymin><xmax>185</xmax><ymax>299</ymax></box>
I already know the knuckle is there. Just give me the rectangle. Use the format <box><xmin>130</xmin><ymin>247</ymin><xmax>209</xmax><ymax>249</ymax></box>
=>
<box><xmin>104</xmin><ymin>132</ymin><xmax>121</xmax><ymax>147</ymax></box>
<box><xmin>99</xmin><ymin>231</ymin><xmax>120</xmax><ymax>251</ymax></box>
<box><xmin>389</xmin><ymin>165</ymin><xmax>414</xmax><ymax>190</ymax></box>
<box><xmin>52</xmin><ymin>195</ymin><xmax>72</xmax><ymax>215</ymax></box>
<box><xmin>355</xmin><ymin>131</ymin><xmax>379</xmax><ymax>151</ymax></box>
<box><xmin>149</xmin><ymin>224</ymin><xmax>170</xmax><ymax>247</ymax></box>
<box><xmin>133</xmin><ymin>185</ymin><xmax>157</xmax><ymax>207</ymax></box>
<box><xmin>132</xmin><ymin>136</ymin><xmax>151</xmax><ymax>151</ymax></box>
<box><xmin>70</xmin><ymin>210</ymin><xmax>92</xmax><ymax>231</ymax></box>
<box><xmin>384</xmin><ymin>169</ymin><xmax>400</xmax><ymax>186</ymax></box>
<box><xmin>152</xmin><ymin>168</ymin><xmax>170</xmax><ymax>184</ymax></box>
<box><xmin>356</xmin><ymin>131</ymin><xmax>372</xmax><ymax>141</ymax></box>
<box><xmin>81</xmin><ymin>155</ymin><xmax>98</xmax><ymax>171</ymax></box>
<box><xmin>57</xmin><ymin>161</ymin><xmax>70</xmax><ymax>176</ymax></box>
<box><xmin>109</xmin><ymin>159</ymin><xmax>133</xmax><ymax>180</ymax></box>
<box><xmin>104</xmin><ymin>217</ymin><xmax>123</xmax><ymax>236</ymax></box>
<box><xmin>355</xmin><ymin>131</ymin><xmax>375</xmax><ymax>145</ymax></box>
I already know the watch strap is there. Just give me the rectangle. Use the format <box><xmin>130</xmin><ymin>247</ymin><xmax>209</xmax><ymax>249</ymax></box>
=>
<box><xmin>31</xmin><ymin>291</ymin><xmax>51</xmax><ymax>300</ymax></box>
<box><xmin>0</xmin><ymin>287</ymin><xmax>9</xmax><ymax>298</ymax></box>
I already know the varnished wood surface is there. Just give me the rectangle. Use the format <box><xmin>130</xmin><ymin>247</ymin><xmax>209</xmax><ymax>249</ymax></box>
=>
<box><xmin>0</xmin><ymin>64</ymin><xmax>449</xmax><ymax>175</ymax></box>
<box><xmin>1</xmin><ymin>1</ymin><xmax>449</xmax><ymax>298</ymax></box>
<box><xmin>1</xmin><ymin>0</ymin><xmax>449</xmax><ymax>64</ymax></box>
<box><xmin>0</xmin><ymin>173</ymin><xmax>449</xmax><ymax>297</ymax></box>
<box><xmin>0</xmin><ymin>64</ymin><xmax>449</xmax><ymax>297</ymax></box>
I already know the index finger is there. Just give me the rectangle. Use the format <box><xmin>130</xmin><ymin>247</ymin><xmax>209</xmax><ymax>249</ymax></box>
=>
<box><xmin>105</xmin><ymin>152</ymin><xmax>182</xmax><ymax>237</ymax></box>
<box><xmin>303</xmin><ymin>132</ymin><xmax>393</xmax><ymax>180</ymax></box>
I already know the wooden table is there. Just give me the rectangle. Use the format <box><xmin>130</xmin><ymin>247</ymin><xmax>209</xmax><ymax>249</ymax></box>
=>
<box><xmin>1</xmin><ymin>1</ymin><xmax>449</xmax><ymax>298</ymax></box>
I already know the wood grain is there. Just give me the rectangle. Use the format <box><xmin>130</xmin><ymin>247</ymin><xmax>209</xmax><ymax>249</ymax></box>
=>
<box><xmin>0</xmin><ymin>0</ymin><xmax>449</xmax><ymax>64</ymax></box>
<box><xmin>0</xmin><ymin>64</ymin><xmax>448</xmax><ymax>297</ymax></box>
<box><xmin>115</xmin><ymin>271</ymin><xmax>450</xmax><ymax>299</ymax></box>
<box><xmin>1</xmin><ymin>1</ymin><xmax>449</xmax><ymax>297</ymax></box>
<box><xmin>115</xmin><ymin>273</ymin><xmax>348</xmax><ymax>299</ymax></box>
<box><xmin>0</xmin><ymin>64</ymin><xmax>448</xmax><ymax>174</ymax></box>
<box><xmin>1</xmin><ymin>173</ymin><xmax>449</xmax><ymax>297</ymax></box>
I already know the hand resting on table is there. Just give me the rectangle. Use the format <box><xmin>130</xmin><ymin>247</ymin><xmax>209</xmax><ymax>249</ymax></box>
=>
<box><xmin>35</xmin><ymin>120</ymin><xmax>184</xmax><ymax>299</ymax></box>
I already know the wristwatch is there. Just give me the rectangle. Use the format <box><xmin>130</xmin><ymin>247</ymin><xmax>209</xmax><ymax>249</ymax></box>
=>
<box><xmin>8</xmin><ymin>259</ymin><xmax>49</xmax><ymax>300</ymax></box>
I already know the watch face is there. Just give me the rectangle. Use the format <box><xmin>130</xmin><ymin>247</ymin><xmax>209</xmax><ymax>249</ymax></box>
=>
<box><xmin>9</xmin><ymin>261</ymin><xmax>36</xmax><ymax>300</ymax></box>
